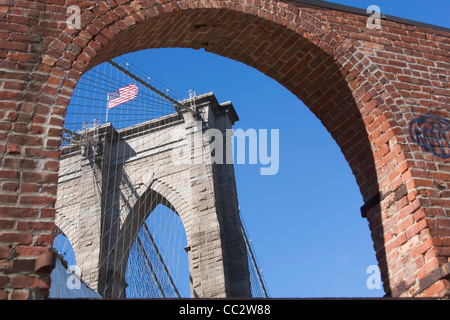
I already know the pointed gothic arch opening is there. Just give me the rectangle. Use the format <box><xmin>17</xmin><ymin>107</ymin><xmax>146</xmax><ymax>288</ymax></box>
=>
<box><xmin>125</xmin><ymin>203</ymin><xmax>189</xmax><ymax>298</ymax></box>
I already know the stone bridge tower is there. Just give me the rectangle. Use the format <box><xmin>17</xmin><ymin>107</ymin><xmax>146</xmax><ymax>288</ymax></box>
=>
<box><xmin>55</xmin><ymin>92</ymin><xmax>251</xmax><ymax>298</ymax></box>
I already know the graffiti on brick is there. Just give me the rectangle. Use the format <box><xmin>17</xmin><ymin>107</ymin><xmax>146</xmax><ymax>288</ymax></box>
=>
<box><xmin>409</xmin><ymin>104</ymin><xmax>450</xmax><ymax>159</ymax></box>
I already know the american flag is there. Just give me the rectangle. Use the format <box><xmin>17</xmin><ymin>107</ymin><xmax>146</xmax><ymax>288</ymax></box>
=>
<box><xmin>107</xmin><ymin>84</ymin><xmax>138</xmax><ymax>109</ymax></box>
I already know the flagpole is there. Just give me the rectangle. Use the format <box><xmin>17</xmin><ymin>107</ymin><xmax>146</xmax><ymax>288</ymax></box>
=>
<box><xmin>105</xmin><ymin>105</ymin><xmax>109</xmax><ymax>124</ymax></box>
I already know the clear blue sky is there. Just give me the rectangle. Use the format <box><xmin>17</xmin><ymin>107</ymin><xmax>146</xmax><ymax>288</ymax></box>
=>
<box><xmin>64</xmin><ymin>1</ymin><xmax>448</xmax><ymax>298</ymax></box>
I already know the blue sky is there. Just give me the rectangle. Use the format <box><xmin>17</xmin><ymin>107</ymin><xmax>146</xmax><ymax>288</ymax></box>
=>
<box><xmin>109</xmin><ymin>1</ymin><xmax>449</xmax><ymax>298</ymax></box>
<box><xmin>60</xmin><ymin>1</ymin><xmax>449</xmax><ymax>298</ymax></box>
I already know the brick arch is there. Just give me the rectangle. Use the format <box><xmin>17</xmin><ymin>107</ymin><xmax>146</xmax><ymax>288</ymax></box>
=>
<box><xmin>50</xmin><ymin>2</ymin><xmax>402</xmax><ymax>296</ymax></box>
<box><xmin>1</xmin><ymin>0</ymin><xmax>449</xmax><ymax>299</ymax></box>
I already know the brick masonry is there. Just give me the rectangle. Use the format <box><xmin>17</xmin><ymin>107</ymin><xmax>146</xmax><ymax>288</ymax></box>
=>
<box><xmin>0</xmin><ymin>0</ymin><xmax>449</xmax><ymax>299</ymax></box>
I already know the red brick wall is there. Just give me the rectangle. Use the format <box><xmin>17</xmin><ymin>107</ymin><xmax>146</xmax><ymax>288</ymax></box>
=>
<box><xmin>0</xmin><ymin>0</ymin><xmax>449</xmax><ymax>299</ymax></box>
